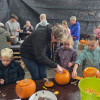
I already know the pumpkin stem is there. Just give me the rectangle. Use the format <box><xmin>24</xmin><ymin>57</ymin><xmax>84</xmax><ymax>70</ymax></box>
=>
<box><xmin>23</xmin><ymin>79</ymin><xmax>28</xmax><ymax>83</ymax></box>
<box><xmin>44</xmin><ymin>78</ymin><xmax>50</xmax><ymax>85</ymax></box>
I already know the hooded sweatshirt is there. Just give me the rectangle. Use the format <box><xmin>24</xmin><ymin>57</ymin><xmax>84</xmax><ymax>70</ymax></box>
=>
<box><xmin>0</xmin><ymin>27</ymin><xmax>10</xmax><ymax>51</ymax></box>
<box><xmin>35</xmin><ymin>20</ymin><xmax>49</xmax><ymax>29</ymax></box>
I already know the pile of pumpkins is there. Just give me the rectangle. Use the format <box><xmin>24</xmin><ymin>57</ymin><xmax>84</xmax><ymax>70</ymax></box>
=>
<box><xmin>80</xmin><ymin>39</ymin><xmax>87</xmax><ymax>45</ymax></box>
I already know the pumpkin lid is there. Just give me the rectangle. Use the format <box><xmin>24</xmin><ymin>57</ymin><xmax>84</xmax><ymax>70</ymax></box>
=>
<box><xmin>17</xmin><ymin>79</ymin><xmax>34</xmax><ymax>87</ymax></box>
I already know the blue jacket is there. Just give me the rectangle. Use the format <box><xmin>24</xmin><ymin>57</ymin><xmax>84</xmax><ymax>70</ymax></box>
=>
<box><xmin>0</xmin><ymin>60</ymin><xmax>25</xmax><ymax>85</ymax></box>
<box><xmin>69</xmin><ymin>21</ymin><xmax>80</xmax><ymax>40</ymax></box>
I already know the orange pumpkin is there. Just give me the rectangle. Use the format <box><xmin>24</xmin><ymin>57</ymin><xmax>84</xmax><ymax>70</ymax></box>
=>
<box><xmin>83</xmin><ymin>67</ymin><xmax>98</xmax><ymax>78</ymax></box>
<box><xmin>80</xmin><ymin>40</ymin><xmax>85</xmax><ymax>44</ymax></box>
<box><xmin>16</xmin><ymin>79</ymin><xmax>36</xmax><ymax>98</ymax></box>
<box><xmin>8</xmin><ymin>42</ymin><xmax>11</xmax><ymax>44</ymax></box>
<box><xmin>85</xmin><ymin>40</ymin><xmax>87</xmax><ymax>45</ymax></box>
<box><xmin>55</xmin><ymin>70</ymin><xmax>71</xmax><ymax>85</ymax></box>
<box><xmin>44</xmin><ymin>81</ymin><xmax>54</xmax><ymax>87</ymax></box>
<box><xmin>96</xmin><ymin>71</ymin><xmax>100</xmax><ymax>78</ymax></box>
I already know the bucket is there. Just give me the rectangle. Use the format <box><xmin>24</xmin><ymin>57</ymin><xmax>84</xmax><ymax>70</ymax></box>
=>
<box><xmin>10</xmin><ymin>36</ymin><xmax>18</xmax><ymax>45</ymax></box>
<box><xmin>78</xmin><ymin>77</ymin><xmax>100</xmax><ymax>100</ymax></box>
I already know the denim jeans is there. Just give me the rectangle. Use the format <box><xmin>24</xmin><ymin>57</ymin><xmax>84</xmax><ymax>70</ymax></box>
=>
<box><xmin>73</xmin><ymin>40</ymin><xmax>79</xmax><ymax>55</ymax></box>
<box><xmin>21</xmin><ymin>57</ymin><xmax>47</xmax><ymax>80</ymax></box>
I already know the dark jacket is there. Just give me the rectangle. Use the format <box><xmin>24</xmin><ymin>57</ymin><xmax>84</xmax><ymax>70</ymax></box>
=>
<box><xmin>20</xmin><ymin>28</ymin><xmax>57</xmax><ymax>68</ymax></box>
<box><xmin>23</xmin><ymin>25</ymin><xmax>34</xmax><ymax>33</ymax></box>
<box><xmin>0</xmin><ymin>60</ymin><xmax>25</xmax><ymax>85</ymax></box>
<box><xmin>0</xmin><ymin>27</ymin><xmax>10</xmax><ymax>51</ymax></box>
<box><xmin>55</xmin><ymin>46</ymin><xmax>77</xmax><ymax>73</ymax></box>
<box><xmin>69</xmin><ymin>21</ymin><xmax>80</xmax><ymax>40</ymax></box>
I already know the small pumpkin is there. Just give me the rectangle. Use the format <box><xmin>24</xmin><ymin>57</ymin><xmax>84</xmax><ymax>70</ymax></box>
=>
<box><xmin>16</xmin><ymin>79</ymin><xmax>36</xmax><ymax>99</ymax></box>
<box><xmin>83</xmin><ymin>67</ymin><xmax>98</xmax><ymax>78</ymax></box>
<box><xmin>80</xmin><ymin>39</ymin><xmax>85</xmax><ymax>44</ymax></box>
<box><xmin>44</xmin><ymin>81</ymin><xmax>54</xmax><ymax>87</ymax></box>
<box><xmin>55</xmin><ymin>70</ymin><xmax>71</xmax><ymax>85</ymax></box>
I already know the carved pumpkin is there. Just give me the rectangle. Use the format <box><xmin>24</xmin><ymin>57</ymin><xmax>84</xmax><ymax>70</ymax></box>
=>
<box><xmin>55</xmin><ymin>70</ymin><xmax>71</xmax><ymax>85</ymax></box>
<box><xmin>96</xmin><ymin>71</ymin><xmax>100</xmax><ymax>78</ymax></box>
<box><xmin>80</xmin><ymin>40</ymin><xmax>85</xmax><ymax>44</ymax></box>
<box><xmin>83</xmin><ymin>67</ymin><xmax>98</xmax><ymax>78</ymax></box>
<box><xmin>44</xmin><ymin>81</ymin><xmax>54</xmax><ymax>87</ymax></box>
<box><xmin>16</xmin><ymin>79</ymin><xmax>36</xmax><ymax>98</ymax></box>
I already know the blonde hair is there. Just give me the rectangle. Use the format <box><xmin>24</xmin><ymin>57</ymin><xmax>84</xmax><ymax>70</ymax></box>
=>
<box><xmin>70</xmin><ymin>16</ymin><xmax>76</xmax><ymax>21</ymax></box>
<box><xmin>52</xmin><ymin>25</ymin><xmax>68</xmax><ymax>42</ymax></box>
<box><xmin>64</xmin><ymin>35</ymin><xmax>74</xmax><ymax>46</ymax></box>
<box><xmin>40</xmin><ymin>14</ymin><xmax>46</xmax><ymax>20</ymax></box>
<box><xmin>62</xmin><ymin>20</ymin><xmax>68</xmax><ymax>28</ymax></box>
<box><xmin>97</xmin><ymin>24</ymin><xmax>100</xmax><ymax>29</ymax></box>
<box><xmin>1</xmin><ymin>48</ymin><xmax>13</xmax><ymax>58</ymax></box>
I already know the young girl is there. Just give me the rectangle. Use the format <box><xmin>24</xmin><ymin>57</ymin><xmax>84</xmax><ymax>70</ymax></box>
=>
<box><xmin>94</xmin><ymin>24</ymin><xmax>100</xmax><ymax>39</ymax></box>
<box><xmin>72</xmin><ymin>34</ymin><xmax>100</xmax><ymax>79</ymax></box>
<box><xmin>62</xmin><ymin>20</ymin><xmax>71</xmax><ymax>35</ymax></box>
<box><xmin>55</xmin><ymin>35</ymin><xmax>77</xmax><ymax>74</ymax></box>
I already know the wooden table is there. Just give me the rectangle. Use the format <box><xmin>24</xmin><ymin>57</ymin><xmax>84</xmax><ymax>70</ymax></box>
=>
<box><xmin>0</xmin><ymin>79</ymin><xmax>80</xmax><ymax>100</ymax></box>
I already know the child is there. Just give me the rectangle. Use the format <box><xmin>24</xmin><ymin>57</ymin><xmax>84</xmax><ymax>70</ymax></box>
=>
<box><xmin>72</xmin><ymin>34</ymin><xmax>100</xmax><ymax>79</ymax></box>
<box><xmin>55</xmin><ymin>35</ymin><xmax>77</xmax><ymax>74</ymax></box>
<box><xmin>62</xmin><ymin>20</ymin><xmax>71</xmax><ymax>35</ymax></box>
<box><xmin>0</xmin><ymin>48</ymin><xmax>25</xmax><ymax>85</ymax></box>
<box><xmin>94</xmin><ymin>24</ymin><xmax>100</xmax><ymax>39</ymax></box>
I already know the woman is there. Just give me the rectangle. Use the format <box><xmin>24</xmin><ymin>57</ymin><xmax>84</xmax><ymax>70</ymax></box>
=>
<box><xmin>23</xmin><ymin>21</ymin><xmax>34</xmax><ymax>34</ymax></box>
<box><xmin>0</xmin><ymin>22</ymin><xmax>10</xmax><ymax>51</ymax></box>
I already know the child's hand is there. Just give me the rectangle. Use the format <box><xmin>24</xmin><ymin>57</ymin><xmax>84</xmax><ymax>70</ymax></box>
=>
<box><xmin>72</xmin><ymin>71</ymin><xmax>77</xmax><ymax>79</ymax></box>
<box><xmin>0</xmin><ymin>79</ymin><xmax>5</xmax><ymax>84</ymax></box>
<box><xmin>68</xmin><ymin>62</ymin><xmax>73</xmax><ymax>68</ymax></box>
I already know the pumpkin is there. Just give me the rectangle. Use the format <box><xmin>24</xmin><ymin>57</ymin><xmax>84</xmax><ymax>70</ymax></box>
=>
<box><xmin>96</xmin><ymin>71</ymin><xmax>100</xmax><ymax>78</ymax></box>
<box><xmin>80</xmin><ymin>39</ymin><xmax>85</xmax><ymax>44</ymax></box>
<box><xmin>83</xmin><ymin>67</ymin><xmax>98</xmax><ymax>78</ymax></box>
<box><xmin>55</xmin><ymin>70</ymin><xmax>71</xmax><ymax>85</ymax></box>
<box><xmin>16</xmin><ymin>79</ymin><xmax>36</xmax><ymax>98</ymax></box>
<box><xmin>85</xmin><ymin>40</ymin><xmax>87</xmax><ymax>45</ymax></box>
<box><xmin>8</xmin><ymin>42</ymin><xmax>11</xmax><ymax>44</ymax></box>
<box><xmin>44</xmin><ymin>81</ymin><xmax>54</xmax><ymax>87</ymax></box>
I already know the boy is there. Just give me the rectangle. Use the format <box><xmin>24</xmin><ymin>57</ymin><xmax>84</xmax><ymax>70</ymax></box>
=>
<box><xmin>72</xmin><ymin>34</ymin><xmax>100</xmax><ymax>79</ymax></box>
<box><xmin>0</xmin><ymin>48</ymin><xmax>25</xmax><ymax>84</ymax></box>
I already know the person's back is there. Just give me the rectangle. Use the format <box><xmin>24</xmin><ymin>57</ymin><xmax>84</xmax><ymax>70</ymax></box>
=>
<box><xmin>20</xmin><ymin>28</ymin><xmax>51</xmax><ymax>61</ymax></box>
<box><xmin>0</xmin><ymin>26</ymin><xmax>10</xmax><ymax>51</ymax></box>
<box><xmin>35</xmin><ymin>14</ymin><xmax>50</xmax><ymax>30</ymax></box>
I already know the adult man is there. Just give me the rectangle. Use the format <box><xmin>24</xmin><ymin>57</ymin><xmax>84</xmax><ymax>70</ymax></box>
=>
<box><xmin>35</xmin><ymin>13</ymin><xmax>51</xmax><ymax>29</ymax></box>
<box><xmin>69</xmin><ymin>16</ymin><xmax>80</xmax><ymax>54</ymax></box>
<box><xmin>5</xmin><ymin>14</ymin><xmax>21</xmax><ymax>36</ymax></box>
<box><xmin>20</xmin><ymin>25</ymin><xmax>68</xmax><ymax>80</ymax></box>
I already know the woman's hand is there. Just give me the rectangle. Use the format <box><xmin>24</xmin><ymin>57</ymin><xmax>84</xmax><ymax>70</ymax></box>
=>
<box><xmin>54</xmin><ymin>65</ymin><xmax>63</xmax><ymax>73</ymax></box>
